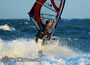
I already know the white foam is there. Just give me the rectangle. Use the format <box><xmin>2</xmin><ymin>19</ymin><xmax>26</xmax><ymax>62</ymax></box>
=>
<box><xmin>0</xmin><ymin>38</ymin><xmax>81</xmax><ymax>58</ymax></box>
<box><xmin>0</xmin><ymin>38</ymin><xmax>90</xmax><ymax>65</ymax></box>
<box><xmin>0</xmin><ymin>24</ymin><xmax>15</xmax><ymax>31</ymax></box>
<box><xmin>88</xmin><ymin>32</ymin><xmax>90</xmax><ymax>34</ymax></box>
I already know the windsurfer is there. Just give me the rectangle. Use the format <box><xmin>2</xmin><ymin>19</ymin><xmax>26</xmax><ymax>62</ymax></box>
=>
<box><xmin>36</xmin><ymin>20</ymin><xmax>55</xmax><ymax>42</ymax></box>
<box><xmin>28</xmin><ymin>0</ymin><xmax>66</xmax><ymax>43</ymax></box>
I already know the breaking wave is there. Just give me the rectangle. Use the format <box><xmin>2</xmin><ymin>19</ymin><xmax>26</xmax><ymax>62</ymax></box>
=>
<box><xmin>0</xmin><ymin>38</ymin><xmax>90</xmax><ymax>65</ymax></box>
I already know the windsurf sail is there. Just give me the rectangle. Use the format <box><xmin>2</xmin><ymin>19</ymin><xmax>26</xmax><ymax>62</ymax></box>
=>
<box><xmin>28</xmin><ymin>0</ymin><xmax>65</xmax><ymax>34</ymax></box>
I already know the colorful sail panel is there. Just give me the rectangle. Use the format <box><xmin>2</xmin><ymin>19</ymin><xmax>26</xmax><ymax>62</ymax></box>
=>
<box><xmin>28</xmin><ymin>0</ymin><xmax>46</xmax><ymax>30</ymax></box>
<box><xmin>28</xmin><ymin>0</ymin><xmax>65</xmax><ymax>31</ymax></box>
<box><xmin>50</xmin><ymin>0</ymin><xmax>65</xmax><ymax>35</ymax></box>
<box><xmin>53</xmin><ymin>0</ymin><xmax>65</xmax><ymax>24</ymax></box>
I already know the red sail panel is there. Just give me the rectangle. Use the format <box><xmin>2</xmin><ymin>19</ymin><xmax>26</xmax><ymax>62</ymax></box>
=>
<box><xmin>50</xmin><ymin>0</ymin><xmax>66</xmax><ymax>35</ymax></box>
<box><xmin>28</xmin><ymin>0</ymin><xmax>46</xmax><ymax>29</ymax></box>
<box><xmin>50</xmin><ymin>0</ymin><xmax>63</xmax><ymax>15</ymax></box>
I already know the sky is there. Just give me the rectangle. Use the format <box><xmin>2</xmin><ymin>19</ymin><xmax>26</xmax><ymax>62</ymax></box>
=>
<box><xmin>0</xmin><ymin>0</ymin><xmax>90</xmax><ymax>19</ymax></box>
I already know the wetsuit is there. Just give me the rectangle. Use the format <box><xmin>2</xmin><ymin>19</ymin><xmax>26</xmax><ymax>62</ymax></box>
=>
<box><xmin>36</xmin><ymin>20</ymin><xmax>54</xmax><ymax>42</ymax></box>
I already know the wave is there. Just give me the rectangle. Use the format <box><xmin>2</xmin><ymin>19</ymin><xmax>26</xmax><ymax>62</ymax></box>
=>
<box><xmin>0</xmin><ymin>37</ymin><xmax>84</xmax><ymax>58</ymax></box>
<box><xmin>0</xmin><ymin>38</ymin><xmax>90</xmax><ymax>65</ymax></box>
<box><xmin>0</xmin><ymin>24</ymin><xmax>15</xmax><ymax>31</ymax></box>
<box><xmin>0</xmin><ymin>56</ymin><xmax>90</xmax><ymax>65</ymax></box>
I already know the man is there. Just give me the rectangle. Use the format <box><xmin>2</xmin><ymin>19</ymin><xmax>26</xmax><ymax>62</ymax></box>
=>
<box><xmin>36</xmin><ymin>20</ymin><xmax>55</xmax><ymax>42</ymax></box>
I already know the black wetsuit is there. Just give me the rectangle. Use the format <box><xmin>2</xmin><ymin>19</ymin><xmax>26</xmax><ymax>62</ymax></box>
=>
<box><xmin>35</xmin><ymin>23</ymin><xmax>52</xmax><ymax>42</ymax></box>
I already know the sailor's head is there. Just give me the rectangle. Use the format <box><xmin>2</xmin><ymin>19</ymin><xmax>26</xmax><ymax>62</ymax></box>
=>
<box><xmin>46</xmin><ymin>20</ymin><xmax>53</xmax><ymax>26</ymax></box>
<box><xmin>46</xmin><ymin>20</ymin><xmax>53</xmax><ymax>29</ymax></box>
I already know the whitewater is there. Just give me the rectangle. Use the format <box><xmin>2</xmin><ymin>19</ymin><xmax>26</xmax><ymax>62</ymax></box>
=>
<box><xmin>0</xmin><ymin>19</ymin><xmax>90</xmax><ymax>65</ymax></box>
<box><xmin>0</xmin><ymin>38</ymin><xmax>90</xmax><ymax>65</ymax></box>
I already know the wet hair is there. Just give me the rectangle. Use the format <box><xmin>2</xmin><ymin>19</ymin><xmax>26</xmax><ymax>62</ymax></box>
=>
<box><xmin>46</xmin><ymin>20</ymin><xmax>50</xmax><ymax>24</ymax></box>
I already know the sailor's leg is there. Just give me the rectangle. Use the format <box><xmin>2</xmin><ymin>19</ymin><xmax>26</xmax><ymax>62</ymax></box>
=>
<box><xmin>35</xmin><ymin>32</ymin><xmax>39</xmax><ymax>42</ymax></box>
<box><xmin>35</xmin><ymin>37</ymin><xmax>38</xmax><ymax>43</ymax></box>
<box><xmin>42</xmin><ymin>38</ymin><xmax>47</xmax><ymax>45</ymax></box>
<box><xmin>35</xmin><ymin>30</ymin><xmax>41</xmax><ymax>43</ymax></box>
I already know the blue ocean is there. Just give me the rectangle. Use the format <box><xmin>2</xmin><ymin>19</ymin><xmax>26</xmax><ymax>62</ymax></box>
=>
<box><xmin>0</xmin><ymin>19</ymin><xmax>90</xmax><ymax>65</ymax></box>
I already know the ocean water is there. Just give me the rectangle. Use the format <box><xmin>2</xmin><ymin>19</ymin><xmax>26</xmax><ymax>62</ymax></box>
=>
<box><xmin>0</xmin><ymin>19</ymin><xmax>90</xmax><ymax>65</ymax></box>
